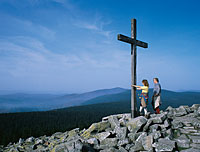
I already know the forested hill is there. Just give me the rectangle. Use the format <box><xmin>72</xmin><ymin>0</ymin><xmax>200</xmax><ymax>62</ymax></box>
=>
<box><xmin>0</xmin><ymin>101</ymin><xmax>130</xmax><ymax>146</ymax></box>
<box><xmin>0</xmin><ymin>89</ymin><xmax>200</xmax><ymax>146</ymax></box>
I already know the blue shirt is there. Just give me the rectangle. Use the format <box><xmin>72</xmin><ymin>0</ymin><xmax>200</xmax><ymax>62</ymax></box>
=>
<box><xmin>153</xmin><ymin>82</ymin><xmax>161</xmax><ymax>96</ymax></box>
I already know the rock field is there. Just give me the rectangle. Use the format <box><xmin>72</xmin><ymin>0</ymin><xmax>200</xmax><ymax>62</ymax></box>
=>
<box><xmin>2</xmin><ymin>104</ymin><xmax>200</xmax><ymax>152</ymax></box>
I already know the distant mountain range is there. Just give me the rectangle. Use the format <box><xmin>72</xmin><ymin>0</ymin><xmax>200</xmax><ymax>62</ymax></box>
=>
<box><xmin>0</xmin><ymin>87</ymin><xmax>200</xmax><ymax>113</ymax></box>
<box><xmin>0</xmin><ymin>87</ymin><xmax>128</xmax><ymax>113</ymax></box>
<box><xmin>81</xmin><ymin>89</ymin><xmax>200</xmax><ymax>112</ymax></box>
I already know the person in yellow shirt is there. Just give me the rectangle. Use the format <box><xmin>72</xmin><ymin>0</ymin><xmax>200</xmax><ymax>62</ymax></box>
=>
<box><xmin>132</xmin><ymin>79</ymin><xmax>149</xmax><ymax>116</ymax></box>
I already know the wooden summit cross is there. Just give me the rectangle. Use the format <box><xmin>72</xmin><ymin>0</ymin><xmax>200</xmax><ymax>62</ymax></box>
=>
<box><xmin>118</xmin><ymin>19</ymin><xmax>148</xmax><ymax>118</ymax></box>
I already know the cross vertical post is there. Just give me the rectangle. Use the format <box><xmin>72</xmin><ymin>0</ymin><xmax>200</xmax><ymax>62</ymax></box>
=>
<box><xmin>117</xmin><ymin>18</ymin><xmax>148</xmax><ymax>118</ymax></box>
<box><xmin>131</xmin><ymin>19</ymin><xmax>137</xmax><ymax>118</ymax></box>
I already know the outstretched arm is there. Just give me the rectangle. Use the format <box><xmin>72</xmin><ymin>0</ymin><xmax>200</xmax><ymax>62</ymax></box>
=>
<box><xmin>131</xmin><ymin>85</ymin><xmax>142</xmax><ymax>89</ymax></box>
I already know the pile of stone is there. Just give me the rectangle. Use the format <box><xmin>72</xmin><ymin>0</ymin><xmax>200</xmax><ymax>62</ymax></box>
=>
<box><xmin>1</xmin><ymin>104</ymin><xmax>200</xmax><ymax>152</ymax></box>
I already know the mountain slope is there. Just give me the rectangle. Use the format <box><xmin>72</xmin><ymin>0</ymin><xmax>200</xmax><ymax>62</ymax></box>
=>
<box><xmin>82</xmin><ymin>89</ymin><xmax>200</xmax><ymax>111</ymax></box>
<box><xmin>56</xmin><ymin>87</ymin><xmax>128</xmax><ymax>107</ymax></box>
<box><xmin>0</xmin><ymin>87</ymin><xmax>128</xmax><ymax>113</ymax></box>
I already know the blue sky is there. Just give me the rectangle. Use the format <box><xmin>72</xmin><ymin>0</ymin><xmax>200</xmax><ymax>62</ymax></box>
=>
<box><xmin>0</xmin><ymin>0</ymin><xmax>200</xmax><ymax>93</ymax></box>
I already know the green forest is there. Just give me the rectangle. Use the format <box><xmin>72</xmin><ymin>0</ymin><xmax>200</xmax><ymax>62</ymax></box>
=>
<box><xmin>0</xmin><ymin>101</ymin><xmax>131</xmax><ymax>146</ymax></box>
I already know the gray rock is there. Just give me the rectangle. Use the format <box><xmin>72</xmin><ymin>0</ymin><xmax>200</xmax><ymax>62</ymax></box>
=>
<box><xmin>118</xmin><ymin>114</ymin><xmax>131</xmax><ymax>127</ymax></box>
<box><xmin>52</xmin><ymin>139</ymin><xmax>83</xmax><ymax>152</ymax></box>
<box><xmin>26</xmin><ymin>137</ymin><xmax>35</xmax><ymax>143</ymax></box>
<box><xmin>143</xmin><ymin>119</ymin><xmax>152</xmax><ymax>132</ymax></box>
<box><xmin>108</xmin><ymin>115</ymin><xmax>120</xmax><ymax>129</ymax></box>
<box><xmin>129</xmin><ymin>143</ymin><xmax>143</xmax><ymax>152</ymax></box>
<box><xmin>163</xmin><ymin>128</ymin><xmax>173</xmax><ymax>139</ymax></box>
<box><xmin>166</xmin><ymin>106</ymin><xmax>173</xmax><ymax>111</ymax></box>
<box><xmin>117</xmin><ymin>138</ymin><xmax>129</xmax><ymax>147</ymax></box>
<box><xmin>8</xmin><ymin>148</ymin><xmax>19</xmax><ymax>152</ymax></box>
<box><xmin>114</xmin><ymin>127</ymin><xmax>127</xmax><ymax>139</ymax></box>
<box><xmin>74</xmin><ymin>140</ymin><xmax>83</xmax><ymax>151</ymax></box>
<box><xmin>127</xmin><ymin>133</ymin><xmax>135</xmax><ymax>142</ymax></box>
<box><xmin>175</xmin><ymin>134</ymin><xmax>190</xmax><ymax>148</ymax></box>
<box><xmin>180</xmin><ymin>148</ymin><xmax>200</xmax><ymax>152</ymax></box>
<box><xmin>126</xmin><ymin>116</ymin><xmax>147</xmax><ymax>133</ymax></box>
<box><xmin>119</xmin><ymin>146</ymin><xmax>128</xmax><ymax>152</ymax></box>
<box><xmin>183</xmin><ymin>126</ymin><xmax>195</xmax><ymax>129</ymax></box>
<box><xmin>87</xmin><ymin>138</ymin><xmax>98</xmax><ymax>145</ymax></box>
<box><xmin>188</xmin><ymin>135</ymin><xmax>200</xmax><ymax>144</ymax></box>
<box><xmin>119</xmin><ymin>118</ymin><xmax>126</xmax><ymax>127</ymax></box>
<box><xmin>190</xmin><ymin>143</ymin><xmax>200</xmax><ymax>149</ymax></box>
<box><xmin>183</xmin><ymin>105</ymin><xmax>192</xmax><ymax>113</ymax></box>
<box><xmin>149</xmin><ymin>124</ymin><xmax>159</xmax><ymax>133</ymax></box>
<box><xmin>190</xmin><ymin>132</ymin><xmax>200</xmax><ymax>136</ymax></box>
<box><xmin>142</xmin><ymin>135</ymin><xmax>153</xmax><ymax>151</ymax></box>
<box><xmin>100</xmin><ymin>138</ymin><xmax>118</xmax><ymax>148</ymax></box>
<box><xmin>191</xmin><ymin>104</ymin><xmax>200</xmax><ymax>111</ymax></box>
<box><xmin>94</xmin><ymin>131</ymin><xmax>110</xmax><ymax>142</ymax></box>
<box><xmin>193</xmin><ymin>121</ymin><xmax>200</xmax><ymax>129</ymax></box>
<box><xmin>81</xmin><ymin>121</ymin><xmax>110</xmax><ymax>139</ymax></box>
<box><xmin>174</xmin><ymin>106</ymin><xmax>188</xmax><ymax>116</ymax></box>
<box><xmin>66</xmin><ymin>128</ymin><xmax>80</xmax><ymax>141</ymax></box>
<box><xmin>128</xmin><ymin>132</ymin><xmax>143</xmax><ymax>142</ymax></box>
<box><xmin>197</xmin><ymin>107</ymin><xmax>200</xmax><ymax>115</ymax></box>
<box><xmin>100</xmin><ymin>147</ymin><xmax>120</xmax><ymax>152</ymax></box>
<box><xmin>125</xmin><ymin>143</ymin><xmax>134</xmax><ymax>151</ymax></box>
<box><xmin>129</xmin><ymin>132</ymin><xmax>147</xmax><ymax>151</ymax></box>
<box><xmin>150</xmin><ymin>131</ymin><xmax>161</xmax><ymax>140</ymax></box>
<box><xmin>172</xmin><ymin>120</ymin><xmax>183</xmax><ymax>129</ymax></box>
<box><xmin>52</xmin><ymin>132</ymin><xmax>63</xmax><ymax>139</ymax></box>
<box><xmin>179</xmin><ymin>128</ymin><xmax>198</xmax><ymax>134</ymax></box>
<box><xmin>149</xmin><ymin>113</ymin><xmax>167</xmax><ymax>124</ymax></box>
<box><xmin>17</xmin><ymin>145</ymin><xmax>25</xmax><ymax>152</ymax></box>
<box><xmin>35</xmin><ymin>139</ymin><xmax>44</xmax><ymax>145</ymax></box>
<box><xmin>51</xmin><ymin>143</ymin><xmax>69</xmax><ymax>152</ymax></box>
<box><xmin>6</xmin><ymin>104</ymin><xmax>200</xmax><ymax>152</ymax></box>
<box><xmin>152</xmin><ymin>138</ymin><xmax>175</xmax><ymax>152</ymax></box>
<box><xmin>172</xmin><ymin>115</ymin><xmax>199</xmax><ymax>127</ymax></box>
<box><xmin>163</xmin><ymin>119</ymin><xmax>170</xmax><ymax>128</ymax></box>
<box><xmin>18</xmin><ymin>138</ymin><xmax>24</xmax><ymax>145</ymax></box>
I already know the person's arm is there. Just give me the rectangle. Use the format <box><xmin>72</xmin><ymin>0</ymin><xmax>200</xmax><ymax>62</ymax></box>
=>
<box><xmin>131</xmin><ymin>85</ymin><xmax>142</xmax><ymax>89</ymax></box>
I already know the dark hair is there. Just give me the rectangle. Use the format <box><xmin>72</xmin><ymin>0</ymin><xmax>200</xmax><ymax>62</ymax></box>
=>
<box><xmin>142</xmin><ymin>79</ymin><xmax>149</xmax><ymax>87</ymax></box>
<box><xmin>154</xmin><ymin>78</ymin><xmax>159</xmax><ymax>82</ymax></box>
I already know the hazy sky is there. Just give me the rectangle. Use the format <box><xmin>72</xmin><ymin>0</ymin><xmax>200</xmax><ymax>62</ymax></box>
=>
<box><xmin>0</xmin><ymin>0</ymin><xmax>200</xmax><ymax>93</ymax></box>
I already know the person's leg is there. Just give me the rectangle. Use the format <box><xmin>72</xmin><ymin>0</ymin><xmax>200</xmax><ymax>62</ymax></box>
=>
<box><xmin>144</xmin><ymin>107</ymin><xmax>148</xmax><ymax>115</ymax></box>
<box><xmin>155</xmin><ymin>107</ymin><xmax>160</xmax><ymax>114</ymax></box>
<box><xmin>139</xmin><ymin>106</ymin><xmax>143</xmax><ymax>116</ymax></box>
<box><xmin>139</xmin><ymin>106</ymin><xmax>143</xmax><ymax>112</ymax></box>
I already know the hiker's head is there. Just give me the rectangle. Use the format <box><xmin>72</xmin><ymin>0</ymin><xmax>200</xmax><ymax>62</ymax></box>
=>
<box><xmin>153</xmin><ymin>78</ymin><xmax>159</xmax><ymax>84</ymax></box>
<box><xmin>142</xmin><ymin>79</ymin><xmax>149</xmax><ymax>87</ymax></box>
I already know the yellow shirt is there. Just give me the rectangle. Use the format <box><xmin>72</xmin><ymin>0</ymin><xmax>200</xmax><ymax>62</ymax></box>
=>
<box><xmin>140</xmin><ymin>86</ymin><xmax>149</xmax><ymax>93</ymax></box>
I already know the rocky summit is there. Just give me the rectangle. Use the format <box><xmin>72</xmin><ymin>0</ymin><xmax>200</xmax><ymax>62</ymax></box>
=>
<box><xmin>1</xmin><ymin>104</ymin><xmax>200</xmax><ymax>152</ymax></box>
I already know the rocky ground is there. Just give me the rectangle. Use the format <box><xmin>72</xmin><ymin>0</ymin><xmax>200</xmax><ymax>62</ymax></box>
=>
<box><xmin>1</xmin><ymin>104</ymin><xmax>200</xmax><ymax>152</ymax></box>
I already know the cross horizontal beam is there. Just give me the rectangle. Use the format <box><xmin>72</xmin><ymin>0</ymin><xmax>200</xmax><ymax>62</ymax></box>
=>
<box><xmin>118</xmin><ymin>34</ymin><xmax>148</xmax><ymax>48</ymax></box>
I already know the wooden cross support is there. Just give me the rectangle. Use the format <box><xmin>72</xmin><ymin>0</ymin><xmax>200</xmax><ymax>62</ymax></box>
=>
<box><xmin>117</xmin><ymin>19</ymin><xmax>148</xmax><ymax>118</ymax></box>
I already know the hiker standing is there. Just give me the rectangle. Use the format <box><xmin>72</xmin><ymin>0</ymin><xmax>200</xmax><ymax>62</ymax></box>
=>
<box><xmin>152</xmin><ymin>78</ymin><xmax>161</xmax><ymax>114</ymax></box>
<box><xmin>132</xmin><ymin>79</ymin><xmax>149</xmax><ymax>116</ymax></box>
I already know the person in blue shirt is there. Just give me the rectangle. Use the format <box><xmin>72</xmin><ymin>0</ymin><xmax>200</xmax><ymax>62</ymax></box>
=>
<box><xmin>152</xmin><ymin>78</ymin><xmax>161</xmax><ymax>114</ymax></box>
